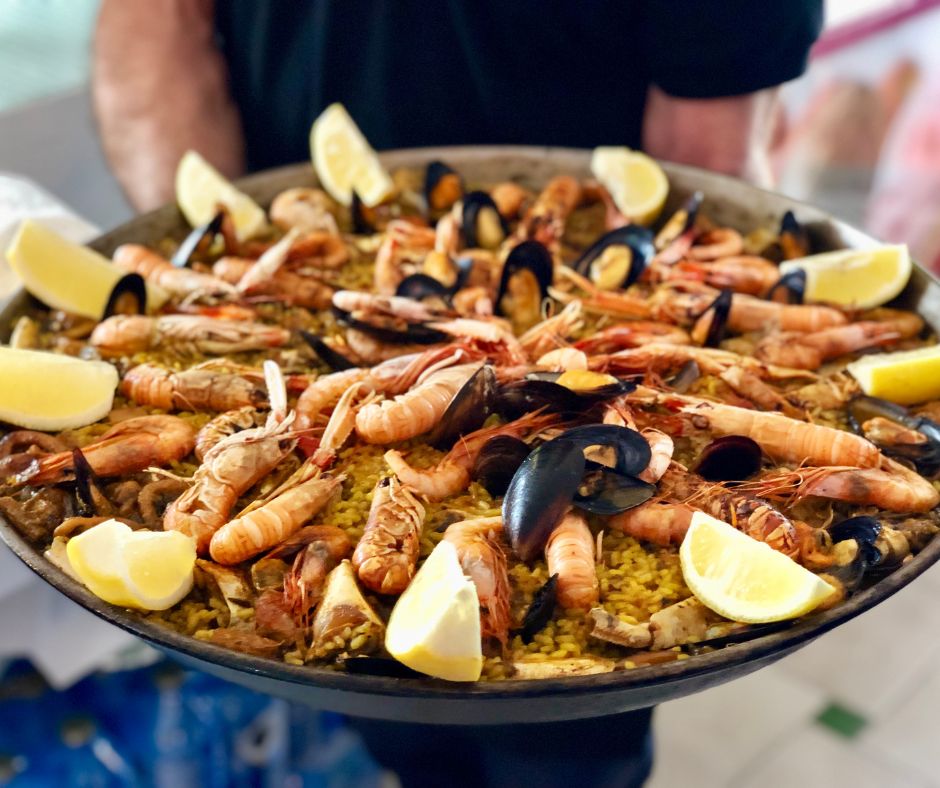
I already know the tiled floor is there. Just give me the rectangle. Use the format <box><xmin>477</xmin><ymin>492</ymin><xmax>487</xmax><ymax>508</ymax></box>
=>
<box><xmin>647</xmin><ymin>558</ymin><xmax>940</xmax><ymax>787</ymax></box>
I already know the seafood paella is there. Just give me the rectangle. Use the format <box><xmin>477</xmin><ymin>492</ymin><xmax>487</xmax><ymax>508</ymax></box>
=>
<box><xmin>2</xmin><ymin>113</ymin><xmax>940</xmax><ymax>683</ymax></box>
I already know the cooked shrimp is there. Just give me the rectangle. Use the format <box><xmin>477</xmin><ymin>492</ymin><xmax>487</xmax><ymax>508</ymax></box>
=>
<box><xmin>344</xmin><ymin>329</ymin><xmax>446</xmax><ymax>366</ymax></box>
<box><xmin>545</xmin><ymin>510</ymin><xmax>599</xmax><ymax>611</ymax></box>
<box><xmin>657</xmin><ymin>256</ymin><xmax>780</xmax><ymax>296</ymax></box>
<box><xmin>609</xmin><ymin>500</ymin><xmax>695</xmax><ymax>546</ymax></box>
<box><xmin>573</xmin><ymin>321</ymin><xmax>691</xmax><ymax>354</ymax></box>
<box><xmin>90</xmin><ymin>315</ymin><xmax>290</xmax><ymax>357</ymax></box>
<box><xmin>755</xmin><ymin>309</ymin><xmax>924</xmax><ymax>370</ymax></box>
<box><xmin>374</xmin><ymin>220</ymin><xmax>437</xmax><ymax>294</ymax></box>
<box><xmin>352</xmin><ymin>477</ymin><xmax>426</xmax><ymax>594</ymax></box>
<box><xmin>719</xmin><ymin>366</ymin><xmax>804</xmax><ymax>417</ymax></box>
<box><xmin>536</xmin><ymin>347</ymin><xmax>588</xmax><ymax>371</ymax></box>
<box><xmin>212</xmin><ymin>257</ymin><xmax>334</xmax><ymax>310</ymax></box>
<box><xmin>687</xmin><ymin>227</ymin><xmax>744</xmax><ymax>261</ymax></box>
<box><xmin>443</xmin><ymin>517</ymin><xmax>511</xmax><ymax>647</ymax></box>
<box><xmin>553</xmin><ymin>266</ymin><xmax>653</xmax><ymax>320</ymax></box>
<box><xmin>194</xmin><ymin>406</ymin><xmax>259</xmax><ymax>462</ymax></box>
<box><xmin>490</xmin><ymin>182</ymin><xmax>530</xmax><ymax>219</ymax></box>
<box><xmin>355</xmin><ymin>363</ymin><xmax>480</xmax><ymax>445</ymax></box>
<box><xmin>209</xmin><ymin>472</ymin><xmax>344</xmax><ymax>565</ymax></box>
<box><xmin>283</xmin><ymin>525</ymin><xmax>352</xmax><ymax>623</ymax></box>
<box><xmin>269</xmin><ymin>187</ymin><xmax>339</xmax><ymax>235</ymax></box>
<box><xmin>311</xmin><ymin>383</ymin><xmax>371</xmax><ymax>468</ymax></box>
<box><xmin>235</xmin><ymin>229</ymin><xmax>300</xmax><ymax>294</ymax></box>
<box><xmin>519</xmin><ymin>175</ymin><xmax>582</xmax><ymax>248</ymax></box>
<box><xmin>295</xmin><ymin>368</ymin><xmax>371</xmax><ymax>431</ymax></box>
<box><xmin>384</xmin><ymin>411</ymin><xmax>557</xmax><ymax>500</ymax></box>
<box><xmin>121</xmin><ymin>363</ymin><xmax>267</xmax><ymax>412</ymax></box>
<box><xmin>113</xmin><ymin>244</ymin><xmax>235</xmax><ymax>299</ymax></box>
<box><xmin>519</xmin><ymin>300</ymin><xmax>584</xmax><ymax>359</ymax></box>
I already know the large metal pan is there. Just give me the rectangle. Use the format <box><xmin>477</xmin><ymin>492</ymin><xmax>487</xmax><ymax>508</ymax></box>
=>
<box><xmin>3</xmin><ymin>147</ymin><xmax>939</xmax><ymax>724</ymax></box>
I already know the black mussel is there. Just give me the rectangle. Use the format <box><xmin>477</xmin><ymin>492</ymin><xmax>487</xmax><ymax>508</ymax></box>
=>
<box><xmin>847</xmin><ymin>396</ymin><xmax>940</xmax><ymax>475</ymax></box>
<box><xmin>654</xmin><ymin>191</ymin><xmax>703</xmax><ymax>251</ymax></box>
<box><xmin>171</xmin><ymin>210</ymin><xmax>225</xmax><ymax>267</ymax></box>
<box><xmin>461</xmin><ymin>191</ymin><xmax>509</xmax><ymax>250</ymax></box>
<box><xmin>494</xmin><ymin>240</ymin><xmax>553</xmax><ymax>322</ymax></box>
<box><xmin>472</xmin><ymin>435</ymin><xmax>530</xmax><ymax>496</ymax></box>
<box><xmin>427</xmin><ymin>365</ymin><xmax>497</xmax><ymax>450</ymax></box>
<box><xmin>341</xmin><ymin>656</ymin><xmax>422</xmax><ymax>678</ymax></box>
<box><xmin>103</xmin><ymin>273</ymin><xmax>147</xmax><ymax>318</ymax></box>
<box><xmin>693</xmin><ymin>436</ymin><xmax>763</xmax><ymax>483</ymax></box>
<box><xmin>555</xmin><ymin>424</ymin><xmax>651</xmax><ymax>477</ymax></box>
<box><xmin>396</xmin><ymin>273</ymin><xmax>452</xmax><ymax>304</ymax></box>
<box><xmin>666</xmin><ymin>360</ymin><xmax>701</xmax><ymax>393</ymax></box>
<box><xmin>574</xmin><ymin>468</ymin><xmax>655</xmax><ymax>515</ymax></box>
<box><xmin>571</xmin><ymin>225</ymin><xmax>654</xmax><ymax>289</ymax></box>
<box><xmin>350</xmin><ymin>190</ymin><xmax>376</xmax><ymax>234</ymax></box>
<box><xmin>331</xmin><ymin>305</ymin><xmax>448</xmax><ymax>345</ymax></box>
<box><xmin>828</xmin><ymin>515</ymin><xmax>883</xmax><ymax>568</ymax></box>
<box><xmin>503</xmin><ymin>439</ymin><xmax>590</xmax><ymax>562</ymax></box>
<box><xmin>300</xmin><ymin>331</ymin><xmax>357</xmax><ymax>371</ymax></box>
<box><xmin>767</xmin><ymin>269</ymin><xmax>806</xmax><ymax>304</ymax></box>
<box><xmin>779</xmin><ymin>210</ymin><xmax>810</xmax><ymax>260</ymax></box>
<box><xmin>495</xmin><ymin>378</ymin><xmax>635</xmax><ymax>420</ymax></box>
<box><xmin>695</xmin><ymin>288</ymin><xmax>733</xmax><ymax>348</ymax></box>
<box><xmin>425</xmin><ymin>161</ymin><xmax>463</xmax><ymax>216</ymax></box>
<box><xmin>72</xmin><ymin>449</ymin><xmax>106</xmax><ymax>517</ymax></box>
<box><xmin>517</xmin><ymin>574</ymin><xmax>559</xmax><ymax>644</ymax></box>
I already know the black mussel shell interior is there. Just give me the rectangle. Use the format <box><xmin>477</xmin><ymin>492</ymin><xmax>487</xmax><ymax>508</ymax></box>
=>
<box><xmin>426</xmin><ymin>365</ymin><xmax>497</xmax><ymax>450</ymax></box>
<box><xmin>396</xmin><ymin>273</ymin><xmax>453</xmax><ymax>303</ymax></box>
<box><xmin>472</xmin><ymin>435</ymin><xmax>532</xmax><ymax>496</ymax></box>
<box><xmin>666</xmin><ymin>360</ymin><xmax>701</xmax><ymax>393</ymax></box>
<box><xmin>72</xmin><ymin>448</ymin><xmax>103</xmax><ymax>516</ymax></box>
<box><xmin>574</xmin><ymin>467</ymin><xmax>655</xmax><ymax>515</ymax></box>
<box><xmin>331</xmin><ymin>305</ymin><xmax>448</xmax><ymax>345</ymax></box>
<box><xmin>496</xmin><ymin>377</ymin><xmax>637</xmax><ymax>420</ymax></box>
<box><xmin>341</xmin><ymin>656</ymin><xmax>421</xmax><ymax>678</ymax></box>
<box><xmin>779</xmin><ymin>210</ymin><xmax>811</xmax><ymax>259</ymax></box>
<box><xmin>171</xmin><ymin>210</ymin><xmax>225</xmax><ymax>268</ymax></box>
<box><xmin>300</xmin><ymin>331</ymin><xmax>357</xmax><ymax>371</ymax></box>
<box><xmin>767</xmin><ymin>269</ymin><xmax>806</xmax><ymax>305</ymax></box>
<box><xmin>494</xmin><ymin>240</ymin><xmax>553</xmax><ymax>317</ymax></box>
<box><xmin>654</xmin><ymin>191</ymin><xmax>703</xmax><ymax>250</ymax></box>
<box><xmin>517</xmin><ymin>574</ymin><xmax>559</xmax><ymax>644</ymax></box>
<box><xmin>828</xmin><ymin>515</ymin><xmax>883</xmax><ymax>567</ymax></box>
<box><xmin>555</xmin><ymin>424</ymin><xmax>652</xmax><ymax>477</ymax></box>
<box><xmin>847</xmin><ymin>396</ymin><xmax>940</xmax><ymax>474</ymax></box>
<box><xmin>571</xmin><ymin>225</ymin><xmax>655</xmax><ymax>289</ymax></box>
<box><xmin>693</xmin><ymin>435</ymin><xmax>763</xmax><ymax>483</ymax></box>
<box><xmin>103</xmin><ymin>273</ymin><xmax>147</xmax><ymax>319</ymax></box>
<box><xmin>697</xmin><ymin>288</ymin><xmax>733</xmax><ymax>348</ymax></box>
<box><xmin>461</xmin><ymin>191</ymin><xmax>509</xmax><ymax>249</ymax></box>
<box><xmin>425</xmin><ymin>161</ymin><xmax>463</xmax><ymax>215</ymax></box>
<box><xmin>350</xmin><ymin>190</ymin><xmax>376</xmax><ymax>234</ymax></box>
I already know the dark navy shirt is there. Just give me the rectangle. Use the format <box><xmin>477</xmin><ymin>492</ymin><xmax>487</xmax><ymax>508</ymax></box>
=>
<box><xmin>214</xmin><ymin>1</ymin><xmax>823</xmax><ymax>172</ymax></box>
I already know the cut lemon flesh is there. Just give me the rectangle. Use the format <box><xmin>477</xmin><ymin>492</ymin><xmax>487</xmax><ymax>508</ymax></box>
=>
<box><xmin>0</xmin><ymin>346</ymin><xmax>118</xmax><ymax>431</ymax></box>
<box><xmin>680</xmin><ymin>511</ymin><xmax>835</xmax><ymax>624</ymax></box>
<box><xmin>847</xmin><ymin>344</ymin><xmax>940</xmax><ymax>405</ymax></box>
<box><xmin>5</xmin><ymin>220</ymin><xmax>168</xmax><ymax>318</ymax></box>
<box><xmin>310</xmin><ymin>103</ymin><xmax>395</xmax><ymax>207</ymax></box>
<box><xmin>778</xmin><ymin>244</ymin><xmax>911</xmax><ymax>309</ymax></box>
<box><xmin>175</xmin><ymin>150</ymin><xmax>267</xmax><ymax>242</ymax></box>
<box><xmin>590</xmin><ymin>147</ymin><xmax>669</xmax><ymax>226</ymax></box>
<box><xmin>386</xmin><ymin>540</ymin><xmax>483</xmax><ymax>682</ymax></box>
<box><xmin>66</xmin><ymin>520</ymin><xmax>196</xmax><ymax>611</ymax></box>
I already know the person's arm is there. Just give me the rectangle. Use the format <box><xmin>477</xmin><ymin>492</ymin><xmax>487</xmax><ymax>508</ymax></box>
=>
<box><xmin>93</xmin><ymin>0</ymin><xmax>245</xmax><ymax>211</ymax></box>
<box><xmin>642</xmin><ymin>87</ymin><xmax>781</xmax><ymax>187</ymax></box>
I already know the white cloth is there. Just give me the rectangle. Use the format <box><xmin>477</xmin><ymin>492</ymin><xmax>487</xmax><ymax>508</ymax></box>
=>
<box><xmin>0</xmin><ymin>174</ymin><xmax>145</xmax><ymax>688</ymax></box>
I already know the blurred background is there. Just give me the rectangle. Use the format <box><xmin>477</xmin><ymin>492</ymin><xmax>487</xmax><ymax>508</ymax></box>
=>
<box><xmin>2</xmin><ymin>0</ymin><xmax>940</xmax><ymax>785</ymax></box>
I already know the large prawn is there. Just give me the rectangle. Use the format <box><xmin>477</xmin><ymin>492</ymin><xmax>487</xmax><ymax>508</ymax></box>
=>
<box><xmin>545</xmin><ymin>510</ymin><xmax>599</xmax><ymax>611</ymax></box>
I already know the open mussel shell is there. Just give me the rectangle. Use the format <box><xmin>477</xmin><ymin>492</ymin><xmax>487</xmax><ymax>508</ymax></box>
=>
<box><xmin>340</xmin><ymin>656</ymin><xmax>421</xmax><ymax>678</ymax></box>
<box><xmin>331</xmin><ymin>305</ymin><xmax>448</xmax><ymax>345</ymax></box>
<box><xmin>693</xmin><ymin>435</ymin><xmax>763</xmax><ymax>483</ymax></box>
<box><xmin>496</xmin><ymin>377</ymin><xmax>636</xmax><ymax>420</ymax></box>
<box><xmin>350</xmin><ymin>190</ymin><xmax>376</xmax><ymax>234</ymax></box>
<box><xmin>472</xmin><ymin>435</ymin><xmax>530</xmax><ymax>496</ymax></box>
<box><xmin>654</xmin><ymin>191</ymin><xmax>703</xmax><ymax>250</ymax></box>
<box><xmin>779</xmin><ymin>210</ymin><xmax>811</xmax><ymax>260</ymax></box>
<box><xmin>847</xmin><ymin>395</ymin><xmax>940</xmax><ymax>474</ymax></box>
<box><xmin>828</xmin><ymin>515</ymin><xmax>883</xmax><ymax>567</ymax></box>
<box><xmin>571</xmin><ymin>225</ymin><xmax>654</xmax><ymax>289</ymax></box>
<box><xmin>425</xmin><ymin>160</ymin><xmax>463</xmax><ymax>215</ymax></box>
<box><xmin>516</xmin><ymin>574</ymin><xmax>558</xmax><ymax>644</ymax></box>
<box><xmin>72</xmin><ymin>448</ymin><xmax>105</xmax><ymax>517</ymax></box>
<box><xmin>666</xmin><ymin>360</ymin><xmax>701</xmax><ymax>393</ymax></box>
<box><xmin>395</xmin><ymin>273</ymin><xmax>453</xmax><ymax>304</ymax></box>
<box><xmin>171</xmin><ymin>210</ymin><xmax>224</xmax><ymax>267</ymax></box>
<box><xmin>494</xmin><ymin>240</ymin><xmax>553</xmax><ymax>320</ymax></box>
<box><xmin>695</xmin><ymin>288</ymin><xmax>733</xmax><ymax>348</ymax></box>
<box><xmin>574</xmin><ymin>467</ymin><xmax>655</xmax><ymax>515</ymax></box>
<box><xmin>300</xmin><ymin>331</ymin><xmax>357</xmax><ymax>371</ymax></box>
<box><xmin>426</xmin><ymin>365</ymin><xmax>497</xmax><ymax>450</ymax></box>
<box><xmin>102</xmin><ymin>273</ymin><xmax>147</xmax><ymax>318</ymax></box>
<box><xmin>767</xmin><ymin>269</ymin><xmax>806</xmax><ymax>305</ymax></box>
<box><xmin>461</xmin><ymin>191</ymin><xmax>509</xmax><ymax>249</ymax></box>
<box><xmin>557</xmin><ymin>424</ymin><xmax>652</xmax><ymax>477</ymax></box>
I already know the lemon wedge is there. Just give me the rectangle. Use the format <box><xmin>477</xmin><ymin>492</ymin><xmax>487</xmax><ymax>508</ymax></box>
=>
<box><xmin>778</xmin><ymin>244</ymin><xmax>911</xmax><ymax>309</ymax></box>
<box><xmin>5</xmin><ymin>220</ymin><xmax>168</xmax><ymax>318</ymax></box>
<box><xmin>847</xmin><ymin>344</ymin><xmax>940</xmax><ymax>405</ymax></box>
<box><xmin>310</xmin><ymin>103</ymin><xmax>395</xmax><ymax>207</ymax></box>
<box><xmin>0</xmin><ymin>347</ymin><xmax>118</xmax><ymax>431</ymax></box>
<box><xmin>175</xmin><ymin>150</ymin><xmax>267</xmax><ymax>242</ymax></box>
<box><xmin>385</xmin><ymin>540</ymin><xmax>483</xmax><ymax>681</ymax></box>
<box><xmin>680</xmin><ymin>511</ymin><xmax>835</xmax><ymax>623</ymax></box>
<box><xmin>66</xmin><ymin>520</ymin><xmax>196</xmax><ymax>611</ymax></box>
<box><xmin>590</xmin><ymin>147</ymin><xmax>669</xmax><ymax>226</ymax></box>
